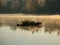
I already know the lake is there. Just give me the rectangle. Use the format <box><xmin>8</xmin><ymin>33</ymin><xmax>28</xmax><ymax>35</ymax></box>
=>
<box><xmin>0</xmin><ymin>15</ymin><xmax>60</xmax><ymax>45</ymax></box>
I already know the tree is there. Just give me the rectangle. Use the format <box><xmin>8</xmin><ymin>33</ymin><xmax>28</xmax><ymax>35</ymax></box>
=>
<box><xmin>45</xmin><ymin>0</ymin><xmax>57</xmax><ymax>14</ymax></box>
<box><xmin>0</xmin><ymin>0</ymin><xmax>2</xmax><ymax>8</ymax></box>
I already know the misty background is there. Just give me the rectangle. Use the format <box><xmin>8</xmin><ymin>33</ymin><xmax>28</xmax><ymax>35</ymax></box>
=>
<box><xmin>0</xmin><ymin>0</ymin><xmax>60</xmax><ymax>14</ymax></box>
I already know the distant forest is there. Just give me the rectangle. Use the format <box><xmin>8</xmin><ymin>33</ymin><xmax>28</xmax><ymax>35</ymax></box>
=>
<box><xmin>0</xmin><ymin>0</ymin><xmax>60</xmax><ymax>14</ymax></box>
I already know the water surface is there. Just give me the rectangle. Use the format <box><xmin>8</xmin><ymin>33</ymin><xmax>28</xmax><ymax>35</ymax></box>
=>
<box><xmin>0</xmin><ymin>17</ymin><xmax>60</xmax><ymax>45</ymax></box>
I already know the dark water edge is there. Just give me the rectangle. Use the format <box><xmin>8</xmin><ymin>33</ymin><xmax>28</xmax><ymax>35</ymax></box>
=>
<box><xmin>0</xmin><ymin>8</ymin><xmax>60</xmax><ymax>15</ymax></box>
<box><xmin>0</xmin><ymin>11</ymin><xmax>60</xmax><ymax>15</ymax></box>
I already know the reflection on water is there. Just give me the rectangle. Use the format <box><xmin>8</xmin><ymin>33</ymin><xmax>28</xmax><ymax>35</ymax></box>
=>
<box><xmin>0</xmin><ymin>21</ymin><xmax>60</xmax><ymax>35</ymax></box>
<box><xmin>0</xmin><ymin>18</ymin><xmax>60</xmax><ymax>45</ymax></box>
<box><xmin>0</xmin><ymin>23</ymin><xmax>42</xmax><ymax>34</ymax></box>
<box><xmin>44</xmin><ymin>22</ymin><xmax>60</xmax><ymax>36</ymax></box>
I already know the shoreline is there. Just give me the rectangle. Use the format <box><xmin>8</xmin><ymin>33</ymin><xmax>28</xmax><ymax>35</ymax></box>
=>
<box><xmin>0</xmin><ymin>14</ymin><xmax>60</xmax><ymax>19</ymax></box>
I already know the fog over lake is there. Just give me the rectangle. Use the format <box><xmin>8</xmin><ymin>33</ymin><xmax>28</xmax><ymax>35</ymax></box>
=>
<box><xmin>0</xmin><ymin>15</ymin><xmax>60</xmax><ymax>45</ymax></box>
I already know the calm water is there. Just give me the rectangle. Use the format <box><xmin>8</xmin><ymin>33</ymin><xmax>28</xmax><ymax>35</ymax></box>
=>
<box><xmin>0</xmin><ymin>19</ymin><xmax>60</xmax><ymax>45</ymax></box>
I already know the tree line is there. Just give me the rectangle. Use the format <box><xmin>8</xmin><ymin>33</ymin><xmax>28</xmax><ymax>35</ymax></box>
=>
<box><xmin>0</xmin><ymin>0</ymin><xmax>60</xmax><ymax>14</ymax></box>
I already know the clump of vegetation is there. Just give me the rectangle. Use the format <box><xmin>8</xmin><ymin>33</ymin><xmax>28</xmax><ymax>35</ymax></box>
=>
<box><xmin>17</xmin><ymin>20</ymin><xmax>42</xmax><ymax>26</ymax></box>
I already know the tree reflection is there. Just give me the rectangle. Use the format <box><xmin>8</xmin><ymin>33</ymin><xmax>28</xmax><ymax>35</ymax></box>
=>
<box><xmin>18</xmin><ymin>26</ymin><xmax>41</xmax><ymax>33</ymax></box>
<box><xmin>0</xmin><ymin>19</ymin><xmax>60</xmax><ymax>35</ymax></box>
<box><xmin>10</xmin><ymin>25</ymin><xmax>42</xmax><ymax>34</ymax></box>
<box><xmin>44</xmin><ymin>22</ymin><xmax>60</xmax><ymax>35</ymax></box>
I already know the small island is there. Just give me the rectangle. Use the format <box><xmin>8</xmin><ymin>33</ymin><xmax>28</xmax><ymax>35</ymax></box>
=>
<box><xmin>17</xmin><ymin>20</ymin><xmax>42</xmax><ymax>27</ymax></box>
